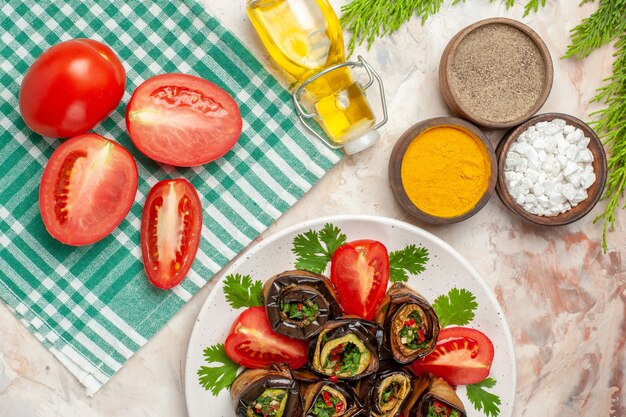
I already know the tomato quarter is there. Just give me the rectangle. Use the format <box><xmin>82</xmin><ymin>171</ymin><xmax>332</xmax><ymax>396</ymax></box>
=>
<box><xmin>141</xmin><ymin>179</ymin><xmax>202</xmax><ymax>290</ymax></box>
<box><xmin>409</xmin><ymin>326</ymin><xmax>495</xmax><ymax>385</ymax></box>
<box><xmin>225</xmin><ymin>306</ymin><xmax>308</xmax><ymax>369</ymax></box>
<box><xmin>126</xmin><ymin>73</ymin><xmax>242</xmax><ymax>167</ymax></box>
<box><xmin>19</xmin><ymin>39</ymin><xmax>126</xmax><ymax>138</ymax></box>
<box><xmin>330</xmin><ymin>239</ymin><xmax>390</xmax><ymax>320</ymax></box>
<box><xmin>39</xmin><ymin>134</ymin><xmax>138</xmax><ymax>246</ymax></box>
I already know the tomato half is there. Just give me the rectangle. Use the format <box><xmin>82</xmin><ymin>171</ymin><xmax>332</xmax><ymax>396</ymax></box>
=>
<box><xmin>409</xmin><ymin>327</ymin><xmax>495</xmax><ymax>385</ymax></box>
<box><xmin>19</xmin><ymin>39</ymin><xmax>126</xmax><ymax>138</ymax></box>
<box><xmin>330</xmin><ymin>239</ymin><xmax>390</xmax><ymax>320</ymax></box>
<box><xmin>126</xmin><ymin>74</ymin><xmax>242</xmax><ymax>167</ymax></box>
<box><xmin>225</xmin><ymin>306</ymin><xmax>308</xmax><ymax>369</ymax></box>
<box><xmin>140</xmin><ymin>179</ymin><xmax>202</xmax><ymax>290</ymax></box>
<box><xmin>39</xmin><ymin>134</ymin><xmax>138</xmax><ymax>246</ymax></box>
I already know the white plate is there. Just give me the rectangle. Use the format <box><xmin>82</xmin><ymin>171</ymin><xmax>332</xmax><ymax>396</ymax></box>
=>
<box><xmin>184</xmin><ymin>215</ymin><xmax>516</xmax><ymax>417</ymax></box>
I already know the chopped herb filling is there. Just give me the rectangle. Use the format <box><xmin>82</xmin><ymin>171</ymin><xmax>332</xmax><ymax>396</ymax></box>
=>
<box><xmin>381</xmin><ymin>381</ymin><xmax>400</xmax><ymax>405</ymax></box>
<box><xmin>323</xmin><ymin>342</ymin><xmax>362</xmax><ymax>376</ymax></box>
<box><xmin>311</xmin><ymin>390</ymin><xmax>345</xmax><ymax>417</ymax></box>
<box><xmin>427</xmin><ymin>400</ymin><xmax>461</xmax><ymax>417</ymax></box>
<box><xmin>280</xmin><ymin>300</ymin><xmax>319</xmax><ymax>324</ymax></box>
<box><xmin>399</xmin><ymin>310</ymin><xmax>429</xmax><ymax>350</ymax></box>
<box><xmin>247</xmin><ymin>389</ymin><xmax>287</xmax><ymax>417</ymax></box>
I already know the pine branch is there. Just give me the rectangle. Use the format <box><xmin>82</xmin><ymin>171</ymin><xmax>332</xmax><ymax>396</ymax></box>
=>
<box><xmin>564</xmin><ymin>0</ymin><xmax>626</xmax><ymax>59</ymax></box>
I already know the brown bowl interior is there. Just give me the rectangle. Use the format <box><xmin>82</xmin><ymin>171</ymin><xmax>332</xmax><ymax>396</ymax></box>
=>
<box><xmin>439</xmin><ymin>17</ymin><xmax>554</xmax><ymax>129</ymax></box>
<box><xmin>389</xmin><ymin>117</ymin><xmax>497</xmax><ymax>224</ymax></box>
<box><xmin>495</xmin><ymin>113</ymin><xmax>608</xmax><ymax>226</ymax></box>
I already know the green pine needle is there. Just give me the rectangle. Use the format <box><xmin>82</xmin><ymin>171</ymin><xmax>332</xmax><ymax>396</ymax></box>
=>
<box><xmin>340</xmin><ymin>0</ymin><xmax>547</xmax><ymax>55</ymax></box>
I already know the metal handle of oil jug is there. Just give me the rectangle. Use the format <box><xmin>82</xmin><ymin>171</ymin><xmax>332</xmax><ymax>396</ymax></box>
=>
<box><xmin>292</xmin><ymin>56</ymin><xmax>388</xmax><ymax>151</ymax></box>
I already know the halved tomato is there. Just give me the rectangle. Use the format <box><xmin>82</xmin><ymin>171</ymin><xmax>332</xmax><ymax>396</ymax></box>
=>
<box><xmin>409</xmin><ymin>326</ymin><xmax>495</xmax><ymax>385</ymax></box>
<box><xmin>140</xmin><ymin>179</ymin><xmax>202</xmax><ymax>290</ymax></box>
<box><xmin>330</xmin><ymin>239</ymin><xmax>390</xmax><ymax>320</ymax></box>
<box><xmin>225</xmin><ymin>306</ymin><xmax>308</xmax><ymax>369</ymax></box>
<box><xmin>126</xmin><ymin>73</ymin><xmax>242</xmax><ymax>167</ymax></box>
<box><xmin>39</xmin><ymin>134</ymin><xmax>138</xmax><ymax>246</ymax></box>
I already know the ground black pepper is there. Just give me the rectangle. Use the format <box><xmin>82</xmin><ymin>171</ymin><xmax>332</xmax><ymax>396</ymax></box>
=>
<box><xmin>449</xmin><ymin>23</ymin><xmax>546</xmax><ymax>124</ymax></box>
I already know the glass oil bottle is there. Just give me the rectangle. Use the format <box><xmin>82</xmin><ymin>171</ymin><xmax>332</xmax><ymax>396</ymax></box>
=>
<box><xmin>247</xmin><ymin>0</ymin><xmax>387</xmax><ymax>154</ymax></box>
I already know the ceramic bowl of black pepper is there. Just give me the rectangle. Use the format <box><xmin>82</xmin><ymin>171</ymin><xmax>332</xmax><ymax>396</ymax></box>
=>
<box><xmin>495</xmin><ymin>113</ymin><xmax>607</xmax><ymax>226</ymax></box>
<box><xmin>439</xmin><ymin>18</ymin><xmax>554</xmax><ymax>129</ymax></box>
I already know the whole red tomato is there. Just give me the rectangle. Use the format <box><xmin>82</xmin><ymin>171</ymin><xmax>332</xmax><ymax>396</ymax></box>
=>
<box><xmin>19</xmin><ymin>39</ymin><xmax>126</xmax><ymax>138</ymax></box>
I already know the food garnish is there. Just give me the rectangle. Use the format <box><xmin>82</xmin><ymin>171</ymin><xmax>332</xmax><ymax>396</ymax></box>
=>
<box><xmin>330</xmin><ymin>239</ymin><xmax>390</xmax><ymax>320</ymax></box>
<box><xmin>224</xmin><ymin>274</ymin><xmax>264</xmax><ymax>309</ymax></box>
<box><xmin>432</xmin><ymin>288</ymin><xmax>478</xmax><ymax>328</ymax></box>
<box><xmin>293</xmin><ymin>224</ymin><xmax>347</xmax><ymax>274</ymax></box>
<box><xmin>197</xmin><ymin>344</ymin><xmax>240</xmax><ymax>396</ymax></box>
<box><xmin>466</xmin><ymin>378</ymin><xmax>501</xmax><ymax>417</ymax></box>
<box><xmin>389</xmin><ymin>244</ymin><xmax>429</xmax><ymax>283</ymax></box>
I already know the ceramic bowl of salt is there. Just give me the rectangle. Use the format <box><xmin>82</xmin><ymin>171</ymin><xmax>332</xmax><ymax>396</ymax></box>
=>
<box><xmin>495</xmin><ymin>113</ymin><xmax>607</xmax><ymax>226</ymax></box>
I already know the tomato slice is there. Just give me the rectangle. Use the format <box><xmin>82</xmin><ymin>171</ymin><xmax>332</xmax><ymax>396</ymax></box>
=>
<box><xmin>330</xmin><ymin>239</ymin><xmax>390</xmax><ymax>320</ymax></box>
<box><xmin>126</xmin><ymin>73</ymin><xmax>242</xmax><ymax>167</ymax></box>
<box><xmin>140</xmin><ymin>179</ymin><xmax>202</xmax><ymax>290</ymax></box>
<box><xmin>225</xmin><ymin>306</ymin><xmax>308</xmax><ymax>369</ymax></box>
<box><xmin>19</xmin><ymin>39</ymin><xmax>125</xmax><ymax>138</ymax></box>
<box><xmin>39</xmin><ymin>134</ymin><xmax>138</xmax><ymax>246</ymax></box>
<box><xmin>409</xmin><ymin>326</ymin><xmax>495</xmax><ymax>385</ymax></box>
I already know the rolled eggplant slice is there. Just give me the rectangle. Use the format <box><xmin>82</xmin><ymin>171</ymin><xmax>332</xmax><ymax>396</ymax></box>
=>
<box><xmin>310</xmin><ymin>318</ymin><xmax>383</xmax><ymax>380</ymax></box>
<box><xmin>231</xmin><ymin>364</ymin><xmax>303</xmax><ymax>417</ymax></box>
<box><xmin>302</xmin><ymin>381</ymin><xmax>364</xmax><ymax>417</ymax></box>
<box><xmin>263</xmin><ymin>270</ymin><xmax>343</xmax><ymax>340</ymax></box>
<box><xmin>402</xmin><ymin>375</ymin><xmax>466</xmax><ymax>417</ymax></box>
<box><xmin>375</xmin><ymin>283</ymin><xmax>440</xmax><ymax>364</ymax></box>
<box><xmin>358</xmin><ymin>367</ymin><xmax>413</xmax><ymax>417</ymax></box>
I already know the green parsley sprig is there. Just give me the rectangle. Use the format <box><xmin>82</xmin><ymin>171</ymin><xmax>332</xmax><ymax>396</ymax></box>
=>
<box><xmin>466</xmin><ymin>377</ymin><xmax>502</xmax><ymax>417</ymax></box>
<box><xmin>197</xmin><ymin>344</ymin><xmax>240</xmax><ymax>396</ymax></box>
<box><xmin>432</xmin><ymin>288</ymin><xmax>478</xmax><ymax>327</ymax></box>
<box><xmin>292</xmin><ymin>223</ymin><xmax>347</xmax><ymax>273</ymax></box>
<box><xmin>223</xmin><ymin>274</ymin><xmax>263</xmax><ymax>309</ymax></box>
<box><xmin>389</xmin><ymin>244</ymin><xmax>429</xmax><ymax>282</ymax></box>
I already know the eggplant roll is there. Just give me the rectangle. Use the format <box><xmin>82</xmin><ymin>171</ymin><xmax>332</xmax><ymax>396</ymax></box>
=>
<box><xmin>309</xmin><ymin>318</ymin><xmax>383</xmax><ymax>380</ymax></box>
<box><xmin>402</xmin><ymin>375</ymin><xmax>466</xmax><ymax>417</ymax></box>
<box><xmin>263</xmin><ymin>270</ymin><xmax>343</xmax><ymax>340</ymax></box>
<box><xmin>375</xmin><ymin>283</ymin><xmax>440</xmax><ymax>364</ymax></box>
<box><xmin>302</xmin><ymin>381</ymin><xmax>364</xmax><ymax>417</ymax></box>
<box><xmin>231</xmin><ymin>364</ymin><xmax>303</xmax><ymax>417</ymax></box>
<box><xmin>357</xmin><ymin>366</ymin><xmax>413</xmax><ymax>417</ymax></box>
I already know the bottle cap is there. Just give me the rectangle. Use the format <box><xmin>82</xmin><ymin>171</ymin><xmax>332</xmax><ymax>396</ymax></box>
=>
<box><xmin>342</xmin><ymin>130</ymin><xmax>381</xmax><ymax>155</ymax></box>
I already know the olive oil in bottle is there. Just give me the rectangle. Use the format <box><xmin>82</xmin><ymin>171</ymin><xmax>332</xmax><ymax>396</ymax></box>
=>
<box><xmin>247</xmin><ymin>0</ymin><xmax>386</xmax><ymax>154</ymax></box>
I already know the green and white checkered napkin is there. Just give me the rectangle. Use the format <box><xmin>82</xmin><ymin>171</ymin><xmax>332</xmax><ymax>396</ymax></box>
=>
<box><xmin>0</xmin><ymin>0</ymin><xmax>341</xmax><ymax>395</ymax></box>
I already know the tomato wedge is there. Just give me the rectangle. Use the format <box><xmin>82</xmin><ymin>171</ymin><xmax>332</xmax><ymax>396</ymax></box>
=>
<box><xmin>330</xmin><ymin>239</ymin><xmax>390</xmax><ymax>320</ymax></box>
<box><xmin>225</xmin><ymin>306</ymin><xmax>308</xmax><ymax>369</ymax></box>
<box><xmin>140</xmin><ymin>179</ymin><xmax>202</xmax><ymax>290</ymax></box>
<box><xmin>409</xmin><ymin>326</ymin><xmax>495</xmax><ymax>385</ymax></box>
<box><xmin>126</xmin><ymin>73</ymin><xmax>242</xmax><ymax>167</ymax></box>
<box><xmin>39</xmin><ymin>134</ymin><xmax>138</xmax><ymax>246</ymax></box>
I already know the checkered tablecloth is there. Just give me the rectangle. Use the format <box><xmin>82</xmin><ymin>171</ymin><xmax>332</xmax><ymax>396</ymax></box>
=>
<box><xmin>0</xmin><ymin>0</ymin><xmax>341</xmax><ymax>394</ymax></box>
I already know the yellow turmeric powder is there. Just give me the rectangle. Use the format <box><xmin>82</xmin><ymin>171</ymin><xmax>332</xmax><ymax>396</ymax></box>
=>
<box><xmin>400</xmin><ymin>126</ymin><xmax>491</xmax><ymax>218</ymax></box>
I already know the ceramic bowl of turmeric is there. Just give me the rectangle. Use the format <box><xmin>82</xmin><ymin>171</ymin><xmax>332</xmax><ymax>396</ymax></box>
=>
<box><xmin>389</xmin><ymin>117</ymin><xmax>497</xmax><ymax>224</ymax></box>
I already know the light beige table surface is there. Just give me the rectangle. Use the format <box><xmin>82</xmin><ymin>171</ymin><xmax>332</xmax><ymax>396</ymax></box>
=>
<box><xmin>1</xmin><ymin>1</ymin><xmax>624</xmax><ymax>416</ymax></box>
